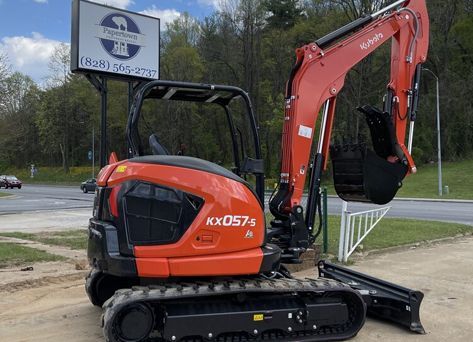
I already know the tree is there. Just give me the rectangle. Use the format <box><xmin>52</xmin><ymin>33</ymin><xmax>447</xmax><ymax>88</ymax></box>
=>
<box><xmin>0</xmin><ymin>53</ymin><xmax>11</xmax><ymax>113</ymax></box>
<box><xmin>263</xmin><ymin>0</ymin><xmax>303</xmax><ymax>29</ymax></box>
<box><xmin>161</xmin><ymin>14</ymin><xmax>205</xmax><ymax>81</ymax></box>
<box><xmin>332</xmin><ymin>0</ymin><xmax>390</xmax><ymax>20</ymax></box>
<box><xmin>44</xmin><ymin>43</ymin><xmax>72</xmax><ymax>172</ymax></box>
<box><xmin>0</xmin><ymin>72</ymin><xmax>41</xmax><ymax>168</ymax></box>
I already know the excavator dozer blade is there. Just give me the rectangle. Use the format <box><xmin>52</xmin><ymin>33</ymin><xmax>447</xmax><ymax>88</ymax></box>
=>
<box><xmin>318</xmin><ymin>260</ymin><xmax>425</xmax><ymax>334</ymax></box>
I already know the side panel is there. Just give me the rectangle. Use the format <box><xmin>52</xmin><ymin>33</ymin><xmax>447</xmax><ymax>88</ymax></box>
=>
<box><xmin>168</xmin><ymin>247</ymin><xmax>263</xmax><ymax>276</ymax></box>
<box><xmin>135</xmin><ymin>248</ymin><xmax>263</xmax><ymax>277</ymax></box>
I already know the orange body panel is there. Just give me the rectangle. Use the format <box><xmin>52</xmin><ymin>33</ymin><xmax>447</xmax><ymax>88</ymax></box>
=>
<box><xmin>135</xmin><ymin>248</ymin><xmax>263</xmax><ymax>278</ymax></box>
<box><xmin>136</xmin><ymin>258</ymin><xmax>170</xmax><ymax>277</ymax></box>
<box><xmin>169</xmin><ymin>247</ymin><xmax>263</xmax><ymax>277</ymax></box>
<box><xmin>104</xmin><ymin>160</ymin><xmax>266</xmax><ymax>277</ymax></box>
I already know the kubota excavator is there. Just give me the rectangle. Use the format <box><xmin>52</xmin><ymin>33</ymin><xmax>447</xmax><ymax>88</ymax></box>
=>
<box><xmin>86</xmin><ymin>0</ymin><xmax>429</xmax><ymax>341</ymax></box>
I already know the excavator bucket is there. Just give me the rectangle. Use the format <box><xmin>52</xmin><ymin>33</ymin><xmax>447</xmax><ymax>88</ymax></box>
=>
<box><xmin>318</xmin><ymin>260</ymin><xmax>425</xmax><ymax>334</ymax></box>
<box><xmin>330</xmin><ymin>105</ymin><xmax>408</xmax><ymax>204</ymax></box>
<box><xmin>331</xmin><ymin>144</ymin><xmax>407</xmax><ymax>204</ymax></box>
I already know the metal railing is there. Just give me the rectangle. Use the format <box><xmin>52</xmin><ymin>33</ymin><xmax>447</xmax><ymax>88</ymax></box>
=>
<box><xmin>338</xmin><ymin>201</ymin><xmax>390</xmax><ymax>262</ymax></box>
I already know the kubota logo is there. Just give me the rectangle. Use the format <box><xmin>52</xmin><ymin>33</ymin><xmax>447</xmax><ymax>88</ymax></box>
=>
<box><xmin>360</xmin><ymin>33</ymin><xmax>384</xmax><ymax>50</ymax></box>
<box><xmin>206</xmin><ymin>215</ymin><xmax>257</xmax><ymax>227</ymax></box>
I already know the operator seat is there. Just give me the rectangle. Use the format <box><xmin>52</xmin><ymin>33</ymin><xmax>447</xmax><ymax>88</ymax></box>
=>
<box><xmin>149</xmin><ymin>134</ymin><xmax>170</xmax><ymax>156</ymax></box>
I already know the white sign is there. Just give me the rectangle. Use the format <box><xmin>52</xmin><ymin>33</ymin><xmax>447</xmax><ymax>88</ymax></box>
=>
<box><xmin>71</xmin><ymin>0</ymin><xmax>160</xmax><ymax>80</ymax></box>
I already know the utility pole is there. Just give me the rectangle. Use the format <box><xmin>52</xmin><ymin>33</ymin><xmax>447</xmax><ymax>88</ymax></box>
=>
<box><xmin>92</xmin><ymin>126</ymin><xmax>95</xmax><ymax>178</ymax></box>
<box><xmin>422</xmin><ymin>68</ymin><xmax>442</xmax><ymax>196</ymax></box>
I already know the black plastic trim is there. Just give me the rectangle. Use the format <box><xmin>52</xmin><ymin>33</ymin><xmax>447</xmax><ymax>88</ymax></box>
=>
<box><xmin>87</xmin><ymin>219</ymin><xmax>137</xmax><ymax>277</ymax></box>
<box><xmin>120</xmin><ymin>180</ymin><xmax>203</xmax><ymax>246</ymax></box>
<box><xmin>259</xmin><ymin>244</ymin><xmax>282</xmax><ymax>273</ymax></box>
<box><xmin>241</xmin><ymin>157</ymin><xmax>264</xmax><ymax>174</ymax></box>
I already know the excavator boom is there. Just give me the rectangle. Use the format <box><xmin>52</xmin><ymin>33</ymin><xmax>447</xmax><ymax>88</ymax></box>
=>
<box><xmin>270</xmin><ymin>0</ymin><xmax>429</xmax><ymax>218</ymax></box>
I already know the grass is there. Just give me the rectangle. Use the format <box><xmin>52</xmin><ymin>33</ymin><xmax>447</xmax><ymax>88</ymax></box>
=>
<box><xmin>269</xmin><ymin>159</ymin><xmax>473</xmax><ymax>200</ymax></box>
<box><xmin>324</xmin><ymin>160</ymin><xmax>473</xmax><ymax>200</ymax></box>
<box><xmin>0</xmin><ymin>243</ymin><xmax>65</xmax><ymax>268</ymax></box>
<box><xmin>0</xmin><ymin>191</ymin><xmax>12</xmax><ymax>197</ymax></box>
<box><xmin>0</xmin><ymin>230</ymin><xmax>88</xmax><ymax>250</ymax></box>
<box><xmin>396</xmin><ymin>159</ymin><xmax>473</xmax><ymax>199</ymax></box>
<box><xmin>267</xmin><ymin>213</ymin><xmax>472</xmax><ymax>256</ymax></box>
<box><xmin>323</xmin><ymin>215</ymin><xmax>473</xmax><ymax>256</ymax></box>
<box><xmin>318</xmin><ymin>159</ymin><xmax>473</xmax><ymax>200</ymax></box>
<box><xmin>0</xmin><ymin>166</ymin><xmax>94</xmax><ymax>185</ymax></box>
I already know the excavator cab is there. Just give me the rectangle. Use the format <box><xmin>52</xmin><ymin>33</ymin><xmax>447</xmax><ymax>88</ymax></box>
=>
<box><xmin>331</xmin><ymin>105</ymin><xmax>409</xmax><ymax>204</ymax></box>
<box><xmin>126</xmin><ymin>80</ymin><xmax>266</xmax><ymax>201</ymax></box>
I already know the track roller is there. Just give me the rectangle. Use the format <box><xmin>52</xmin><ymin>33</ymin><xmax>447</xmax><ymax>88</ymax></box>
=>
<box><xmin>104</xmin><ymin>302</ymin><xmax>155</xmax><ymax>342</ymax></box>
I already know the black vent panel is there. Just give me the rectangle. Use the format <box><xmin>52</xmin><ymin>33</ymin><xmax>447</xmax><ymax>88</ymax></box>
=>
<box><xmin>123</xmin><ymin>182</ymin><xmax>203</xmax><ymax>245</ymax></box>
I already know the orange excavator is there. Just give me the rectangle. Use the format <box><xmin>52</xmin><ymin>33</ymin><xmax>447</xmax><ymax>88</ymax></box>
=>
<box><xmin>86</xmin><ymin>1</ymin><xmax>429</xmax><ymax>341</ymax></box>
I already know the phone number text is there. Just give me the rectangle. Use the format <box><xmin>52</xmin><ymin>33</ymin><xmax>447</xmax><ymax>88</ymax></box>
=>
<box><xmin>80</xmin><ymin>56</ymin><xmax>157</xmax><ymax>78</ymax></box>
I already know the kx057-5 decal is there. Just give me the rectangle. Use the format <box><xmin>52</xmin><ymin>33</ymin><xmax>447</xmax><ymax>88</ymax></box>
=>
<box><xmin>206</xmin><ymin>215</ymin><xmax>257</xmax><ymax>227</ymax></box>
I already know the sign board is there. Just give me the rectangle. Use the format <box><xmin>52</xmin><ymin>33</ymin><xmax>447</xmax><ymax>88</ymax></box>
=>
<box><xmin>71</xmin><ymin>0</ymin><xmax>160</xmax><ymax>80</ymax></box>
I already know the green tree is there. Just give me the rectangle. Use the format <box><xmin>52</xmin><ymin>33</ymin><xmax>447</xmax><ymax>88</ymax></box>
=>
<box><xmin>161</xmin><ymin>14</ymin><xmax>205</xmax><ymax>81</ymax></box>
<box><xmin>45</xmin><ymin>43</ymin><xmax>72</xmax><ymax>172</ymax></box>
<box><xmin>0</xmin><ymin>52</ymin><xmax>11</xmax><ymax>112</ymax></box>
<box><xmin>263</xmin><ymin>0</ymin><xmax>303</xmax><ymax>29</ymax></box>
<box><xmin>0</xmin><ymin>72</ymin><xmax>41</xmax><ymax>168</ymax></box>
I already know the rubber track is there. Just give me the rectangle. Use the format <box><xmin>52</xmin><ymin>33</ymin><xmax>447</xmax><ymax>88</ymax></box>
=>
<box><xmin>102</xmin><ymin>277</ymin><xmax>365</xmax><ymax>342</ymax></box>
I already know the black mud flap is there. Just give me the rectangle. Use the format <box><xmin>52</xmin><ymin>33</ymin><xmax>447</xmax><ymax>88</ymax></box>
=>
<box><xmin>330</xmin><ymin>144</ymin><xmax>408</xmax><ymax>204</ymax></box>
<box><xmin>318</xmin><ymin>260</ymin><xmax>425</xmax><ymax>334</ymax></box>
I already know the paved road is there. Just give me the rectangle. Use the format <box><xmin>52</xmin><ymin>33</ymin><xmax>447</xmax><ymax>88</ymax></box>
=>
<box><xmin>0</xmin><ymin>185</ymin><xmax>472</xmax><ymax>226</ymax></box>
<box><xmin>266</xmin><ymin>195</ymin><xmax>473</xmax><ymax>226</ymax></box>
<box><xmin>325</xmin><ymin>197</ymin><xmax>473</xmax><ymax>225</ymax></box>
<box><xmin>0</xmin><ymin>184</ymin><xmax>94</xmax><ymax>214</ymax></box>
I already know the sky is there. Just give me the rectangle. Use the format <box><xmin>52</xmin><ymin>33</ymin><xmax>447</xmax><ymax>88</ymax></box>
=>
<box><xmin>0</xmin><ymin>0</ymin><xmax>218</xmax><ymax>83</ymax></box>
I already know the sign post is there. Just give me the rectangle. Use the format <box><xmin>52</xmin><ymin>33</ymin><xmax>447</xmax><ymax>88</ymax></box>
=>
<box><xmin>71</xmin><ymin>0</ymin><xmax>160</xmax><ymax>168</ymax></box>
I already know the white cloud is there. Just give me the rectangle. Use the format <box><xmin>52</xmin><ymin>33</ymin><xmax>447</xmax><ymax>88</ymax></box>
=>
<box><xmin>0</xmin><ymin>32</ymin><xmax>65</xmax><ymax>83</ymax></box>
<box><xmin>197</xmin><ymin>0</ymin><xmax>221</xmax><ymax>9</ymax></box>
<box><xmin>88</xmin><ymin>0</ymin><xmax>133</xmax><ymax>9</ymax></box>
<box><xmin>140</xmin><ymin>6</ymin><xmax>181</xmax><ymax>30</ymax></box>
<box><xmin>33</xmin><ymin>0</ymin><xmax>48</xmax><ymax>4</ymax></box>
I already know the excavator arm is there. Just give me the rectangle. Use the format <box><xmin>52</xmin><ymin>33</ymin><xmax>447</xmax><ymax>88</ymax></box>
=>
<box><xmin>270</xmin><ymin>0</ymin><xmax>429</xmax><ymax>222</ymax></box>
<box><xmin>265</xmin><ymin>2</ymin><xmax>430</xmax><ymax>333</ymax></box>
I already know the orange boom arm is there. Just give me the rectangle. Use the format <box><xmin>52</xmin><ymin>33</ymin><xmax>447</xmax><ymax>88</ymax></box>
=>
<box><xmin>270</xmin><ymin>0</ymin><xmax>429</xmax><ymax>219</ymax></box>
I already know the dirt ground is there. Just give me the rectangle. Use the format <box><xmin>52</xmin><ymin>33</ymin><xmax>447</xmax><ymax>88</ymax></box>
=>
<box><xmin>1</xmin><ymin>236</ymin><xmax>473</xmax><ymax>342</ymax></box>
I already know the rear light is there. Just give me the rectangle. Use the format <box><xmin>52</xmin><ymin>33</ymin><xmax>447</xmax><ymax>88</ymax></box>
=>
<box><xmin>100</xmin><ymin>185</ymin><xmax>122</xmax><ymax>222</ymax></box>
<box><xmin>108</xmin><ymin>186</ymin><xmax>121</xmax><ymax>218</ymax></box>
